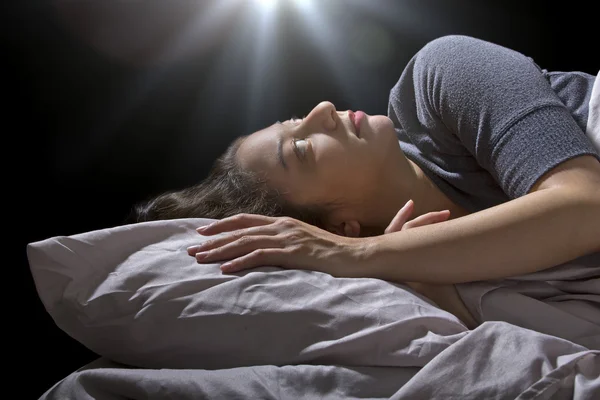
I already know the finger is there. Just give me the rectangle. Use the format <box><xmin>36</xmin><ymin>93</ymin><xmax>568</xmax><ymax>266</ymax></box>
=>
<box><xmin>220</xmin><ymin>248</ymin><xmax>289</xmax><ymax>273</ymax></box>
<box><xmin>403</xmin><ymin>210</ymin><xmax>450</xmax><ymax>230</ymax></box>
<box><xmin>384</xmin><ymin>199</ymin><xmax>414</xmax><ymax>234</ymax></box>
<box><xmin>188</xmin><ymin>225</ymin><xmax>280</xmax><ymax>256</ymax></box>
<box><xmin>194</xmin><ymin>235</ymin><xmax>285</xmax><ymax>264</ymax></box>
<box><xmin>197</xmin><ymin>213</ymin><xmax>278</xmax><ymax>235</ymax></box>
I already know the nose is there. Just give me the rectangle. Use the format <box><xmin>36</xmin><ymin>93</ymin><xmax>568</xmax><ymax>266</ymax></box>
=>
<box><xmin>305</xmin><ymin>101</ymin><xmax>338</xmax><ymax>132</ymax></box>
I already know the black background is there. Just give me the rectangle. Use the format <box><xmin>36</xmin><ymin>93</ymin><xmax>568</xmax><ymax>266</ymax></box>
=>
<box><xmin>7</xmin><ymin>0</ymin><xmax>596</xmax><ymax>397</ymax></box>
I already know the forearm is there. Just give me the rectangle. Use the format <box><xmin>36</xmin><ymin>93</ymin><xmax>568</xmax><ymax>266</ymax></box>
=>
<box><xmin>357</xmin><ymin>187</ymin><xmax>600</xmax><ymax>284</ymax></box>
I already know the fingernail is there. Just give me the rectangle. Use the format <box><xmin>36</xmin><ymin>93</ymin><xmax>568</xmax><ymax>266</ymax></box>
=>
<box><xmin>220</xmin><ymin>263</ymin><xmax>232</xmax><ymax>272</ymax></box>
<box><xmin>195</xmin><ymin>251</ymin><xmax>208</xmax><ymax>260</ymax></box>
<box><xmin>187</xmin><ymin>245</ymin><xmax>200</xmax><ymax>255</ymax></box>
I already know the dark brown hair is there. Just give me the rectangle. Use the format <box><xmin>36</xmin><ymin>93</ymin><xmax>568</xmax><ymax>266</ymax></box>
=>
<box><xmin>129</xmin><ymin>135</ymin><xmax>342</xmax><ymax>230</ymax></box>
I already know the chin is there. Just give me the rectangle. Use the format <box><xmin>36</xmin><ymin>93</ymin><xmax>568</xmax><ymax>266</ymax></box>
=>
<box><xmin>371</xmin><ymin>115</ymin><xmax>394</xmax><ymax>127</ymax></box>
<box><xmin>369</xmin><ymin>115</ymin><xmax>396</xmax><ymax>139</ymax></box>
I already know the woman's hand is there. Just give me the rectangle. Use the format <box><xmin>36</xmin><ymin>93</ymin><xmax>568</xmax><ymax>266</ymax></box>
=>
<box><xmin>187</xmin><ymin>214</ymin><xmax>364</xmax><ymax>275</ymax></box>
<box><xmin>188</xmin><ymin>199</ymin><xmax>450</xmax><ymax>275</ymax></box>
<box><xmin>384</xmin><ymin>199</ymin><xmax>450</xmax><ymax>234</ymax></box>
<box><xmin>383</xmin><ymin>199</ymin><xmax>451</xmax><ymax>295</ymax></box>
<box><xmin>386</xmin><ymin>201</ymin><xmax>478</xmax><ymax>329</ymax></box>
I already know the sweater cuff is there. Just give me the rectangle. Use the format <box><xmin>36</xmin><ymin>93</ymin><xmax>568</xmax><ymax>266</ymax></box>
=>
<box><xmin>490</xmin><ymin>106</ymin><xmax>600</xmax><ymax>198</ymax></box>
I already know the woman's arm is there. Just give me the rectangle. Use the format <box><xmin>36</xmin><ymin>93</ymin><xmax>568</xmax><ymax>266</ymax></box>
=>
<box><xmin>356</xmin><ymin>155</ymin><xmax>600</xmax><ymax>284</ymax></box>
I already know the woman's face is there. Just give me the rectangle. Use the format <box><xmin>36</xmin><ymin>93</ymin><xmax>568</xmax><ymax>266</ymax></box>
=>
<box><xmin>236</xmin><ymin>101</ymin><xmax>405</xmax><ymax>230</ymax></box>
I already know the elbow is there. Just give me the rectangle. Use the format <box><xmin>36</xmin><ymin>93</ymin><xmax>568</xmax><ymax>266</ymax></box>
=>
<box><xmin>568</xmin><ymin>186</ymin><xmax>600</xmax><ymax>253</ymax></box>
<box><xmin>593</xmin><ymin>187</ymin><xmax>600</xmax><ymax>252</ymax></box>
<box><xmin>542</xmin><ymin>184</ymin><xmax>600</xmax><ymax>254</ymax></box>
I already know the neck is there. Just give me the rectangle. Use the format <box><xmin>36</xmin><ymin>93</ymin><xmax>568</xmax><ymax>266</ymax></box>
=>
<box><xmin>405</xmin><ymin>159</ymin><xmax>470</xmax><ymax>220</ymax></box>
<box><xmin>367</xmin><ymin>158</ymin><xmax>470</xmax><ymax>234</ymax></box>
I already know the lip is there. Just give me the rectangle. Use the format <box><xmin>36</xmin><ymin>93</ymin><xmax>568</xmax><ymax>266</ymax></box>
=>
<box><xmin>354</xmin><ymin>111</ymin><xmax>365</xmax><ymax>136</ymax></box>
<box><xmin>348</xmin><ymin>110</ymin><xmax>361</xmax><ymax>137</ymax></box>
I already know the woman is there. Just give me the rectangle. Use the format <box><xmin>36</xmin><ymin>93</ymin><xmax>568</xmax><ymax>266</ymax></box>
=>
<box><xmin>132</xmin><ymin>35</ymin><xmax>599</xmax><ymax>326</ymax></box>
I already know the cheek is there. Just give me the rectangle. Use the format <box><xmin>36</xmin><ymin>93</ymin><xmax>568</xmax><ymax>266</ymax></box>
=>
<box><xmin>314</xmin><ymin>142</ymin><xmax>379</xmax><ymax>195</ymax></box>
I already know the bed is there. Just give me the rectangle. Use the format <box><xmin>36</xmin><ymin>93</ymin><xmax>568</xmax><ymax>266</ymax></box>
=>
<box><xmin>27</xmin><ymin>218</ymin><xmax>599</xmax><ymax>399</ymax></box>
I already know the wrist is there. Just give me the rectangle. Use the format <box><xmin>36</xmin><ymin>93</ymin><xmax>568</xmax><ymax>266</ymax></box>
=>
<box><xmin>346</xmin><ymin>235</ymin><xmax>381</xmax><ymax>278</ymax></box>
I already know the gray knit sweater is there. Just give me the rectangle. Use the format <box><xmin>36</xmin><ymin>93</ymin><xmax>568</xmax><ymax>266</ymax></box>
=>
<box><xmin>388</xmin><ymin>35</ymin><xmax>599</xmax><ymax>213</ymax></box>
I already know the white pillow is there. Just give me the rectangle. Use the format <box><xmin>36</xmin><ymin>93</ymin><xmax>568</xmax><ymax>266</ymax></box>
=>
<box><xmin>27</xmin><ymin>218</ymin><xmax>468</xmax><ymax>369</ymax></box>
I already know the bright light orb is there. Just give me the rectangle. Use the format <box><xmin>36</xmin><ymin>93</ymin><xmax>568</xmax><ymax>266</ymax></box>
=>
<box><xmin>253</xmin><ymin>0</ymin><xmax>314</xmax><ymax>12</ymax></box>
<box><xmin>254</xmin><ymin>0</ymin><xmax>278</xmax><ymax>10</ymax></box>
<box><xmin>292</xmin><ymin>0</ymin><xmax>311</xmax><ymax>8</ymax></box>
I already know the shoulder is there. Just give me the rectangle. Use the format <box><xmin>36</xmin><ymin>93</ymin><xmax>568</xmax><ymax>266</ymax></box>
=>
<box><xmin>405</xmin><ymin>35</ymin><xmax>555</xmax><ymax>109</ymax></box>
<box><xmin>416</xmin><ymin>34</ymin><xmax>480</xmax><ymax>55</ymax></box>
<box><xmin>412</xmin><ymin>35</ymin><xmax>535</xmax><ymax>76</ymax></box>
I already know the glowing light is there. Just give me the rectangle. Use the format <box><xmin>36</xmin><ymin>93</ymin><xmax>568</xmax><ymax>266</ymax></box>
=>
<box><xmin>254</xmin><ymin>0</ymin><xmax>278</xmax><ymax>10</ymax></box>
<box><xmin>292</xmin><ymin>0</ymin><xmax>311</xmax><ymax>9</ymax></box>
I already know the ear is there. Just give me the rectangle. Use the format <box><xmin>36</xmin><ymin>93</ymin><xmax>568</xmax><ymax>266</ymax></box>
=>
<box><xmin>327</xmin><ymin>220</ymin><xmax>361</xmax><ymax>238</ymax></box>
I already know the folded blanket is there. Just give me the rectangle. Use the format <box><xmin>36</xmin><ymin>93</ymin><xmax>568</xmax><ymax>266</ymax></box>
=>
<box><xmin>40</xmin><ymin>322</ymin><xmax>600</xmax><ymax>400</ymax></box>
<box><xmin>456</xmin><ymin>251</ymin><xmax>600</xmax><ymax>349</ymax></box>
